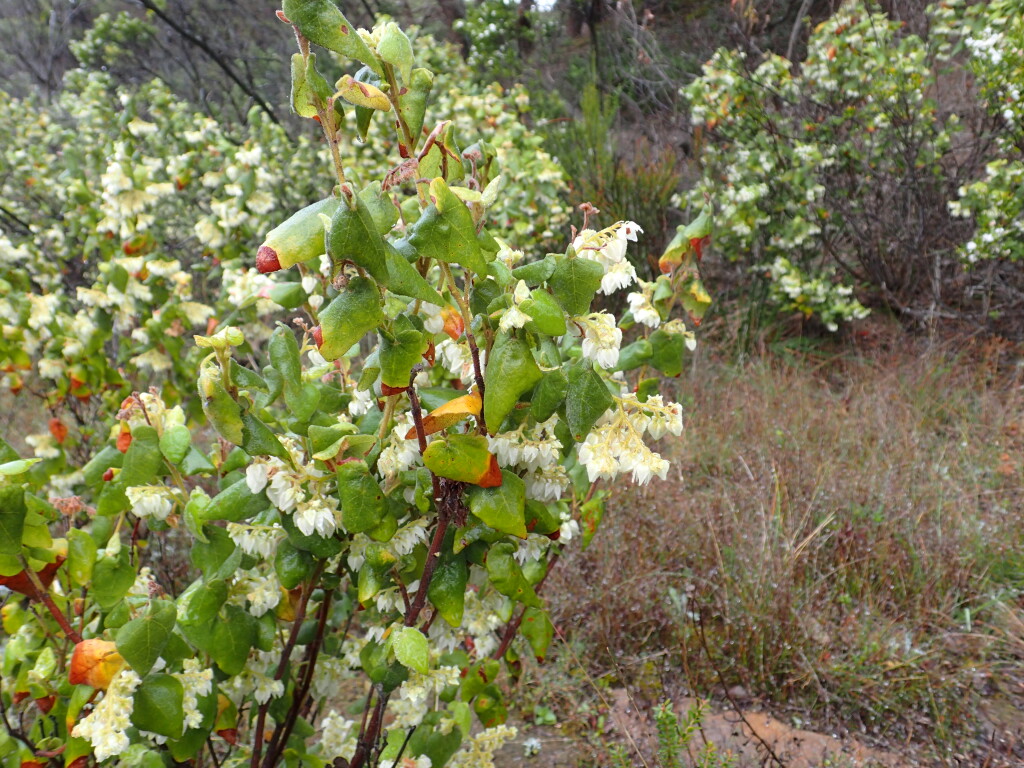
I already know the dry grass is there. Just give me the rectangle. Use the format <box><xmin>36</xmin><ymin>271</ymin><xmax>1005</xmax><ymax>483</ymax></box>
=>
<box><xmin>547</xmin><ymin>339</ymin><xmax>1024</xmax><ymax>760</ymax></box>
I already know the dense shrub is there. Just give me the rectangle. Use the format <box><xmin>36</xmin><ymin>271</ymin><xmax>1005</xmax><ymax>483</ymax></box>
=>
<box><xmin>682</xmin><ymin>0</ymin><xmax>1018</xmax><ymax>333</ymax></box>
<box><xmin>0</xmin><ymin>6</ymin><xmax>706</xmax><ymax>767</ymax></box>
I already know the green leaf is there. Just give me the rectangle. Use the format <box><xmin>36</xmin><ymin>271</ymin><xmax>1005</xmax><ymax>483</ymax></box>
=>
<box><xmin>82</xmin><ymin>446</ymin><xmax>123</xmax><ymax>487</ymax></box>
<box><xmin>422</xmin><ymin>435</ymin><xmax>498</xmax><ymax>485</ymax></box>
<box><xmin>377</xmin><ymin>22</ymin><xmax>414</xmax><ymax>82</ymax></box>
<box><xmin>485</xmin><ymin>542</ymin><xmax>541</xmax><ymax>607</ymax></box>
<box><xmin>198</xmin><ymin>365</ymin><xmax>244</xmax><ymax>445</ymax></box>
<box><xmin>379</xmin><ymin>329</ymin><xmax>427</xmax><ymax>389</ymax></box>
<box><xmin>521</xmin><ymin>289</ymin><xmax>568</xmax><ymax>337</ymax></box>
<box><xmin>328</xmin><ymin>195</ymin><xmax>389</xmax><ymax>283</ymax></box>
<box><xmin>0</xmin><ymin>459</ymin><xmax>39</xmax><ymax>477</ymax></box>
<box><xmin>158</xmin><ymin>424</ymin><xmax>191</xmax><ymax>465</ymax></box>
<box><xmin>177</xmin><ymin>580</ymin><xmax>228</xmax><ymax>653</ymax></box>
<box><xmin>211</xmin><ymin>605</ymin><xmax>257</xmax><ymax>675</ymax></box>
<box><xmin>564</xmin><ymin>361</ymin><xmax>614</xmax><ymax>441</ymax></box>
<box><xmin>67</xmin><ymin>528</ymin><xmax>97</xmax><ymax>588</ymax></box>
<box><xmin>512</xmin><ymin>255</ymin><xmax>557</xmax><ymax>285</ymax></box>
<box><xmin>407</xmin><ymin>178</ymin><xmax>486</xmax><ymax>275</ymax></box>
<box><xmin>337</xmin><ymin>461</ymin><xmax>386</xmax><ymax>533</ymax></box>
<box><xmin>520</xmin><ymin>606</ymin><xmax>554</xmax><ymax>660</ymax></box>
<box><xmin>635</xmin><ymin>377</ymin><xmax>660</xmax><ymax>403</ymax></box>
<box><xmin>0</xmin><ymin>485</ymin><xmax>26</xmax><ymax>555</ymax></box>
<box><xmin>358</xmin><ymin>181</ymin><xmax>401</xmax><ymax>235</ymax></box>
<box><xmin>258</xmin><ymin>197</ymin><xmax>339</xmax><ymax>271</ymax></box>
<box><xmin>116</xmin><ymin>599</ymin><xmax>177</xmax><ymax>676</ymax></box>
<box><xmin>274</xmin><ymin>541</ymin><xmax>314</xmax><ymax>590</ymax></box>
<box><xmin>121</xmin><ymin>425</ymin><xmax>163</xmax><ymax>487</ymax></box>
<box><xmin>269</xmin><ymin>325</ymin><xmax>303</xmax><ymax>394</ymax></box>
<box><xmin>408</xmin><ymin>712</ymin><xmax>463</xmax><ymax>768</ymax></box>
<box><xmin>467</xmin><ymin>471</ymin><xmax>526</xmax><ymax>538</ymax></box>
<box><xmin>131</xmin><ymin>674</ymin><xmax>184</xmax><ymax>739</ymax></box>
<box><xmin>548</xmin><ymin>256</ymin><xmax>604</xmax><ymax>316</ymax></box>
<box><xmin>240</xmin><ymin>411</ymin><xmax>288</xmax><ymax>459</ymax></box>
<box><xmin>92</xmin><ymin>549</ymin><xmax>135</xmax><ymax>609</ymax></box>
<box><xmin>579</xmin><ymin>496</ymin><xmax>605</xmax><ymax>549</ymax></box>
<box><xmin>281</xmin><ymin>0</ymin><xmax>381</xmax><ymax>73</ymax></box>
<box><xmin>525</xmin><ymin>499</ymin><xmax>561</xmax><ymax>536</ymax></box>
<box><xmin>268</xmin><ymin>281</ymin><xmax>308</xmax><ymax>309</ymax></box>
<box><xmin>384</xmin><ymin>244</ymin><xmax>444</xmax><ymax>305</ymax></box>
<box><xmin>357</xmin><ymin>545</ymin><xmax>397</xmax><ymax>604</ymax></box>
<box><xmin>203</xmin><ymin>478</ymin><xmax>267</xmax><ymax>524</ymax></box>
<box><xmin>309</xmin><ymin>423</ymin><xmax>356</xmax><ymax>461</ymax></box>
<box><xmin>530</xmin><ymin>369</ymin><xmax>568</xmax><ymax>423</ymax></box>
<box><xmin>393</xmin><ymin>626</ymin><xmax>430</xmax><ymax>674</ymax></box>
<box><xmin>680</xmin><ymin>276</ymin><xmax>712</xmax><ymax>322</ymax></box>
<box><xmin>473</xmin><ymin>683</ymin><xmax>508</xmax><ymax>727</ymax></box>
<box><xmin>360</xmin><ymin>638</ymin><xmax>408</xmax><ymax>692</ymax></box>
<box><xmin>427</xmin><ymin>550</ymin><xmax>468</xmax><ymax>627</ymax></box>
<box><xmin>403</xmin><ymin>68</ymin><xmax>433</xmax><ymax>150</ymax></box>
<box><xmin>317</xmin><ymin>276</ymin><xmax>384</xmax><ymax>361</ymax></box>
<box><xmin>289</xmin><ymin>53</ymin><xmax>318</xmax><ymax>118</ymax></box>
<box><xmin>483</xmin><ymin>332</ymin><xmax>542</xmax><ymax>431</ymax></box>
<box><xmin>190</xmin><ymin>526</ymin><xmax>241</xmax><ymax>581</ymax></box>
<box><xmin>649</xmin><ymin>329</ymin><xmax>685</xmax><ymax>377</ymax></box>
<box><xmin>0</xmin><ymin>437</ymin><xmax>16</xmax><ymax>464</ymax></box>
<box><xmin>180</xmin><ymin>446</ymin><xmax>215</xmax><ymax>475</ymax></box>
<box><xmin>615</xmin><ymin>339</ymin><xmax>653</xmax><ymax>372</ymax></box>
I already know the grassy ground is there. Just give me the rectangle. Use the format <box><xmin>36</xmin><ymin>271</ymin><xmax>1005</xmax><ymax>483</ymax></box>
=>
<box><xmin>532</xmin><ymin>336</ymin><xmax>1024</xmax><ymax>765</ymax></box>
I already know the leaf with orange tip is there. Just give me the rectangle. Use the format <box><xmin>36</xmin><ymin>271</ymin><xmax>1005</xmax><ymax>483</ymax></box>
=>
<box><xmin>441</xmin><ymin>306</ymin><xmax>465</xmax><ymax>341</ymax></box>
<box><xmin>69</xmin><ymin>639</ymin><xmax>124</xmax><ymax>689</ymax></box>
<box><xmin>422</xmin><ymin>434</ymin><xmax>503</xmax><ymax>487</ymax></box>
<box><xmin>48</xmin><ymin>418</ymin><xmax>68</xmax><ymax>445</ymax></box>
<box><xmin>405</xmin><ymin>391</ymin><xmax>482</xmax><ymax>439</ymax></box>
<box><xmin>116</xmin><ymin>423</ymin><xmax>132</xmax><ymax>453</ymax></box>
<box><xmin>215</xmin><ymin>693</ymin><xmax>238</xmax><ymax>744</ymax></box>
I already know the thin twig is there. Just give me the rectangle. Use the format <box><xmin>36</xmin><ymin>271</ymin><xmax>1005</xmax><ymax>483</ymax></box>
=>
<box><xmin>693</xmin><ymin>604</ymin><xmax>786</xmax><ymax>767</ymax></box>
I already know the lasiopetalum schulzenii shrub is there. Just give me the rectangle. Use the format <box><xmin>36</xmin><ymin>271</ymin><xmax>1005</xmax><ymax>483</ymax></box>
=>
<box><xmin>0</xmin><ymin>19</ymin><xmax>568</xmax><ymax>459</ymax></box>
<box><xmin>942</xmin><ymin>0</ymin><xmax>1024</xmax><ymax>325</ymax></box>
<box><xmin>683</xmin><ymin>0</ymin><xmax>982</xmax><ymax>332</ymax></box>
<box><xmin>0</xmin><ymin>5</ymin><xmax>709</xmax><ymax>767</ymax></box>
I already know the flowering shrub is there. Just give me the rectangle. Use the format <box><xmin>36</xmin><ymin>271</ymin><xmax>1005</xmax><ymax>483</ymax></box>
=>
<box><xmin>682</xmin><ymin>0</ymin><xmax>979</xmax><ymax>329</ymax></box>
<box><xmin>0</xmin><ymin>5</ymin><xmax>705</xmax><ymax>768</ymax></box>
<box><xmin>0</xmin><ymin>22</ymin><xmax>567</xmax><ymax>462</ymax></box>
<box><xmin>944</xmin><ymin>0</ymin><xmax>1024</xmax><ymax>265</ymax></box>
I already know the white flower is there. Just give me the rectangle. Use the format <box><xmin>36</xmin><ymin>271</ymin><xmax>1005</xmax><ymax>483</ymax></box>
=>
<box><xmin>378</xmin><ymin>413</ymin><xmax>420</xmax><ymax>481</ymax></box>
<box><xmin>599</xmin><ymin>259</ymin><xmax>637</xmax><ymax>295</ymax></box>
<box><xmin>246</xmin><ymin>463</ymin><xmax>269</xmax><ymax>494</ymax></box>
<box><xmin>294</xmin><ymin>497</ymin><xmax>339</xmax><ymax>538</ymax></box>
<box><xmin>524</xmin><ymin>465</ymin><xmax>569</xmax><ymax>502</ymax></box>
<box><xmin>577</xmin><ymin>431</ymin><xmax>620</xmax><ymax>482</ymax></box>
<box><xmin>348</xmin><ymin>387</ymin><xmax>374</xmax><ymax>417</ymax></box>
<box><xmin>644</xmin><ymin>395</ymin><xmax>683</xmax><ymax>440</ymax></box>
<box><xmin>37</xmin><ymin>357</ymin><xmax>64</xmax><ymax>379</ymax></box>
<box><xmin>627</xmin><ymin>291</ymin><xmax>661</xmax><ymax>328</ymax></box>
<box><xmin>25</xmin><ymin>433</ymin><xmax>60</xmax><ymax>460</ymax></box>
<box><xmin>321</xmin><ymin>711</ymin><xmax>358</xmax><ymax>761</ymax></box>
<box><xmin>267</xmin><ymin>470</ymin><xmax>303</xmax><ymax>512</ymax></box>
<box><xmin>579</xmin><ymin>312</ymin><xmax>622</xmax><ymax>369</ymax></box>
<box><xmin>227</xmin><ymin>522</ymin><xmax>284</xmax><ymax>558</ymax></box>
<box><xmin>127</xmin><ymin>485</ymin><xmax>174</xmax><ymax>520</ymax></box>
<box><xmin>524</xmin><ymin>736</ymin><xmax>543</xmax><ymax>757</ymax></box>
<box><xmin>244</xmin><ymin>574</ymin><xmax>282</xmax><ymax>617</ymax></box>
<box><xmin>72</xmin><ymin>668</ymin><xmax>142</xmax><ymax>761</ymax></box>
<box><xmin>131</xmin><ymin>348</ymin><xmax>173</xmax><ymax>373</ymax></box>
<box><xmin>173</xmin><ymin>658</ymin><xmax>213</xmax><ymax>731</ymax></box>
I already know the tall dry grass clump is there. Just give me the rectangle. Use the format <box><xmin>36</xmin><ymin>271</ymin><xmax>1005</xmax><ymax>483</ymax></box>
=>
<box><xmin>549</xmin><ymin>341</ymin><xmax>1024</xmax><ymax>750</ymax></box>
